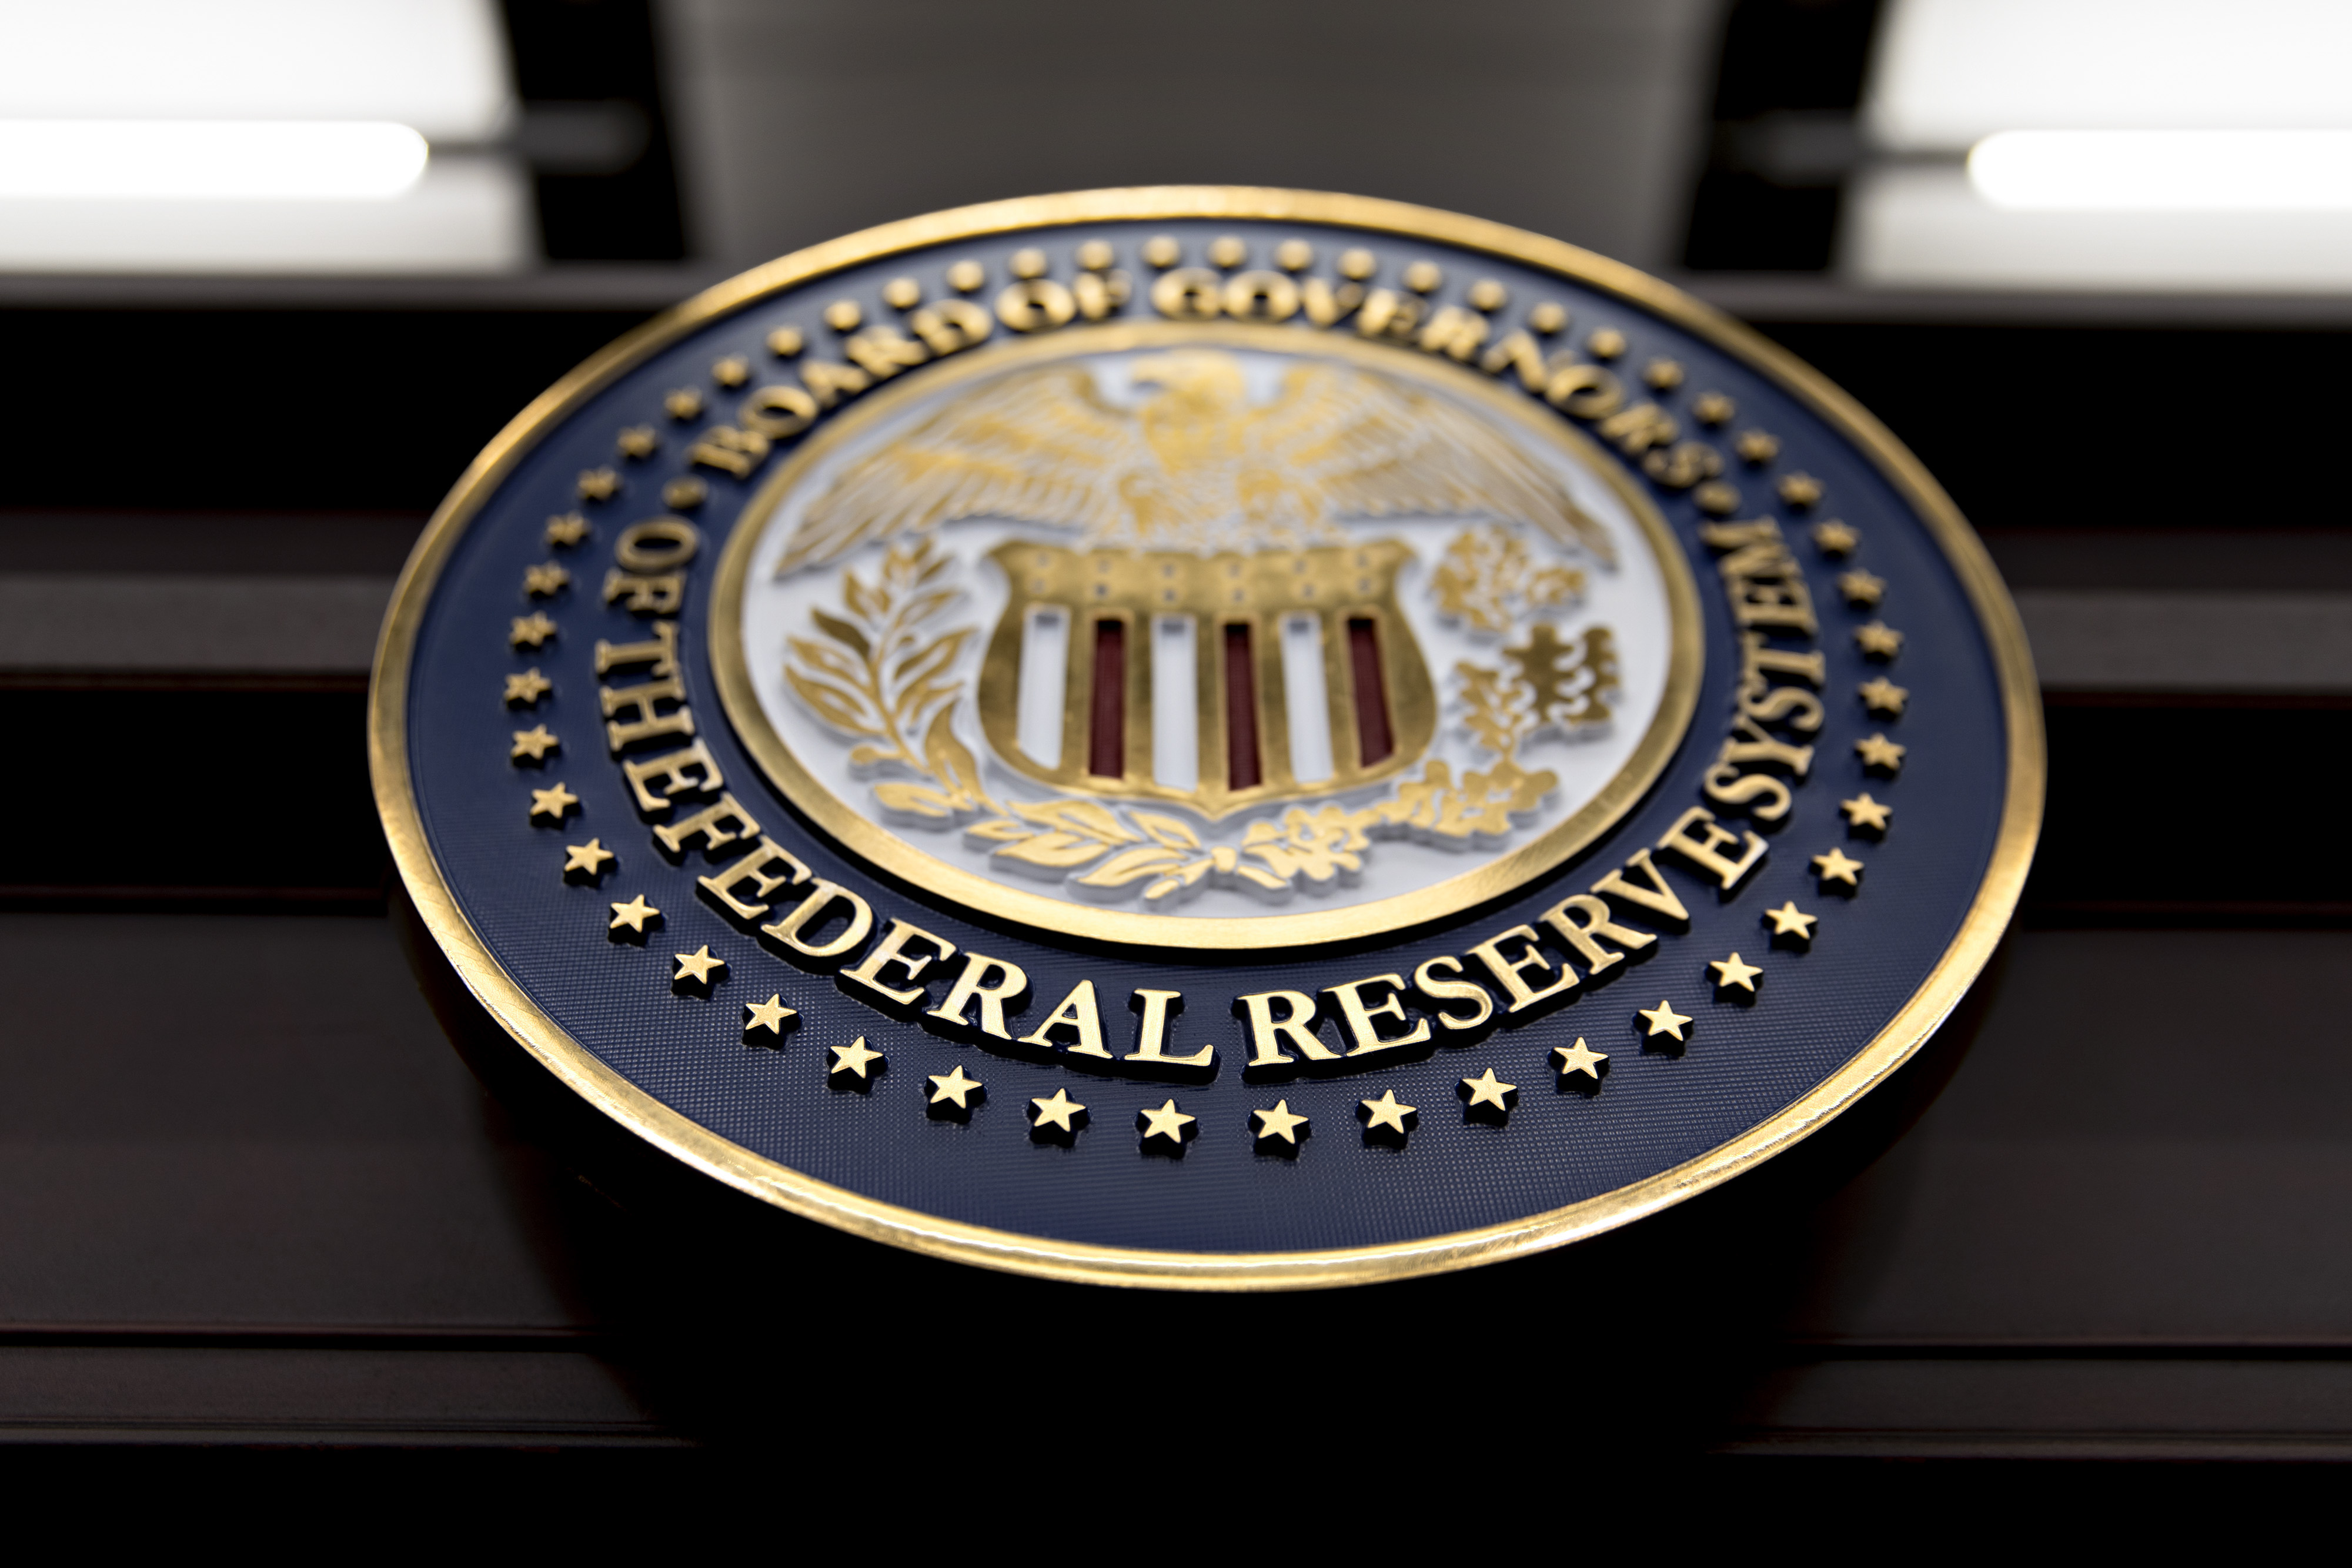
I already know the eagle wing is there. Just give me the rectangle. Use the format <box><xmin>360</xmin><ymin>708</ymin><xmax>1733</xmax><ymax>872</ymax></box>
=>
<box><xmin>1247</xmin><ymin>363</ymin><xmax>1618</xmax><ymax>566</ymax></box>
<box><xmin>774</xmin><ymin>364</ymin><xmax>1150</xmax><ymax>576</ymax></box>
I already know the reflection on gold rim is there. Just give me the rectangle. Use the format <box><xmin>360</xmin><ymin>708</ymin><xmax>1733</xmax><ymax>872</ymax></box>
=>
<box><xmin>708</xmin><ymin>319</ymin><xmax>1702</xmax><ymax>951</ymax></box>
<box><xmin>368</xmin><ymin>187</ymin><xmax>2044</xmax><ymax>1291</ymax></box>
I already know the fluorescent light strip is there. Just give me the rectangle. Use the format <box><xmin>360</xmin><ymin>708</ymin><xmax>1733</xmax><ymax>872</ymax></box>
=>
<box><xmin>1871</xmin><ymin>0</ymin><xmax>2352</xmax><ymax>151</ymax></box>
<box><xmin>0</xmin><ymin>0</ymin><xmax>513</xmax><ymax>142</ymax></box>
<box><xmin>1970</xmin><ymin>130</ymin><xmax>2352</xmax><ymax>212</ymax></box>
<box><xmin>0</xmin><ymin>121</ymin><xmax>428</xmax><ymax>201</ymax></box>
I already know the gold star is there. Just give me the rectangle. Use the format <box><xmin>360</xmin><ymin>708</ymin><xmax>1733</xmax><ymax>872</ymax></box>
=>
<box><xmin>1692</xmin><ymin>392</ymin><xmax>1735</xmax><ymax>426</ymax></box>
<box><xmin>1859</xmin><ymin>677</ymin><xmax>1909</xmax><ymax>717</ymax></box>
<box><xmin>1137</xmin><ymin>1098</ymin><xmax>1197</xmax><ymax>1148</ymax></box>
<box><xmin>1778</xmin><ymin>472</ymin><xmax>1824</xmax><ymax>508</ymax></box>
<box><xmin>563</xmin><ymin>838</ymin><xmax>614</xmax><ymax>879</ymax></box>
<box><xmin>1029</xmin><ymin>1088</ymin><xmax>1088</xmax><ymax>1134</ymax></box>
<box><xmin>1855</xmin><ymin>621</ymin><xmax>1904</xmax><ymax>659</ymax></box>
<box><xmin>608</xmin><ymin>894</ymin><xmax>660</xmax><ymax>934</ymax></box>
<box><xmin>1358</xmin><ymin>1090</ymin><xmax>1418</xmax><ymax>1137</ymax></box>
<box><xmin>1710</xmin><ymin>952</ymin><xmax>1763</xmax><ymax>993</ymax></box>
<box><xmin>1856</xmin><ymin>733</ymin><xmax>1906</xmax><ymax>773</ymax></box>
<box><xmin>1842</xmin><ymin>793</ymin><xmax>1893</xmax><ymax>831</ymax></box>
<box><xmin>523</xmin><ymin>562</ymin><xmax>570</xmax><ymax>597</ymax></box>
<box><xmin>510</xmin><ymin>725</ymin><xmax>559</xmax><ymax>761</ymax></box>
<box><xmin>576</xmin><ymin>467</ymin><xmax>619</xmax><ymax>502</ymax></box>
<box><xmin>1585</xmin><ymin>327</ymin><xmax>1626</xmax><ymax>360</ymax></box>
<box><xmin>509</xmin><ymin>613</ymin><xmax>556</xmax><ymax>648</ymax></box>
<box><xmin>1838</xmin><ymin>570</ymin><xmax>1886</xmax><ymax>607</ymax></box>
<box><xmin>1735</xmin><ymin>429</ymin><xmax>1779</xmax><ymax>464</ymax></box>
<box><xmin>1811</xmin><ymin>520</ymin><xmax>1859</xmax><ymax>556</ymax></box>
<box><xmin>743</xmin><ymin>994</ymin><xmax>796</xmax><ymax>1038</ymax></box>
<box><xmin>504</xmin><ymin>668</ymin><xmax>551</xmax><ymax>706</ymax></box>
<box><xmin>765</xmin><ymin>325</ymin><xmax>804</xmax><ymax>356</ymax></box>
<box><xmin>662</xmin><ymin>387</ymin><xmax>703</xmax><ymax>421</ymax></box>
<box><xmin>1695</xmin><ymin>480</ymin><xmax>1742</xmax><ymax>516</ymax></box>
<box><xmin>927</xmin><ymin>1064</ymin><xmax>984</xmax><ymax>1110</ymax></box>
<box><xmin>662</xmin><ymin>476</ymin><xmax>707</xmax><ymax>511</ymax></box>
<box><xmin>544</xmin><ymin>512</ymin><xmax>590</xmax><ymax>547</ymax></box>
<box><xmin>1552</xmin><ymin>1037</ymin><xmax>1609</xmax><ymax>1080</ymax></box>
<box><xmin>616</xmin><ymin>424</ymin><xmax>657</xmax><ymax>460</ymax></box>
<box><xmin>711</xmin><ymin>355</ymin><xmax>750</xmax><ymax>387</ymax></box>
<box><xmin>828</xmin><ymin>1036</ymin><xmax>884</xmax><ymax>1081</ymax></box>
<box><xmin>673</xmin><ymin>945</ymin><xmax>726</xmax><ymax>986</ymax></box>
<box><xmin>1642</xmin><ymin>356</ymin><xmax>1683</xmax><ymax>391</ymax></box>
<box><xmin>1812</xmin><ymin>847</ymin><xmax>1865</xmax><ymax>887</ymax></box>
<box><xmin>1459</xmin><ymin>1067</ymin><xmax>1518</xmax><ymax>1112</ymax></box>
<box><xmin>1638</xmin><ymin>999</ymin><xmax>1691</xmax><ymax>1042</ymax></box>
<box><xmin>527</xmin><ymin>782</ymin><xmax>579</xmax><ymax>821</ymax></box>
<box><xmin>1250</xmin><ymin>1099</ymin><xmax>1311</xmax><ymax>1146</ymax></box>
<box><xmin>1763</xmin><ymin>901</ymin><xmax>1818</xmax><ymax>941</ymax></box>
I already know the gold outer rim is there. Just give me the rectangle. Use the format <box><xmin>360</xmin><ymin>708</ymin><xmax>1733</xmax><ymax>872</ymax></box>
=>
<box><xmin>369</xmin><ymin>187</ymin><xmax>2044</xmax><ymax>1291</ymax></box>
<box><xmin>706</xmin><ymin>317</ymin><xmax>1703</xmax><ymax>950</ymax></box>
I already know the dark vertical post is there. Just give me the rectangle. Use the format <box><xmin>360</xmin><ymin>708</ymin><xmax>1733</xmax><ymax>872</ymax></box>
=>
<box><xmin>1088</xmin><ymin>618</ymin><xmax>1126</xmax><ymax>778</ymax></box>
<box><xmin>1348</xmin><ymin>617</ymin><xmax>1393</xmax><ymax>766</ymax></box>
<box><xmin>1224</xmin><ymin>622</ymin><xmax>1262</xmax><ymax>791</ymax></box>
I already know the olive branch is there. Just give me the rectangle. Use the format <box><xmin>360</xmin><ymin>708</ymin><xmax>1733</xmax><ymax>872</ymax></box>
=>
<box><xmin>1431</xmin><ymin>522</ymin><xmax>1586</xmax><ymax>634</ymax></box>
<box><xmin>783</xmin><ymin>536</ymin><xmax>993</xmax><ymax>820</ymax></box>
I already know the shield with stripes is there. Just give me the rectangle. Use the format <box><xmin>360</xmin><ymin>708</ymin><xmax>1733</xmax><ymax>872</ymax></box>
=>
<box><xmin>976</xmin><ymin>539</ymin><xmax>1436</xmax><ymax>819</ymax></box>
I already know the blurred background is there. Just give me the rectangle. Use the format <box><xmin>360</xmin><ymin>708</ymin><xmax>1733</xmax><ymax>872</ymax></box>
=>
<box><xmin>4</xmin><ymin>0</ymin><xmax>2351</xmax><ymax>1480</ymax></box>
<box><xmin>21</xmin><ymin>0</ymin><xmax>2352</xmax><ymax>289</ymax></box>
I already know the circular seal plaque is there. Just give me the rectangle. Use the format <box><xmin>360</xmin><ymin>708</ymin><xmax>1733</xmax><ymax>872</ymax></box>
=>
<box><xmin>373</xmin><ymin>189</ymin><xmax>2041</xmax><ymax>1289</ymax></box>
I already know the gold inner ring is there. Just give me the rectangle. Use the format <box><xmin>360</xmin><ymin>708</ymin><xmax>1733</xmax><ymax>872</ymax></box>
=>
<box><xmin>709</xmin><ymin>319</ymin><xmax>1705</xmax><ymax>951</ymax></box>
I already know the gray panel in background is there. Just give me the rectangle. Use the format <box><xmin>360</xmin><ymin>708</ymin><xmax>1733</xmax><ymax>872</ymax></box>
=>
<box><xmin>0</xmin><ymin>1346</ymin><xmax>666</xmax><ymax>1447</ymax></box>
<box><xmin>654</xmin><ymin>0</ymin><xmax>1720</xmax><ymax>274</ymax></box>
<box><xmin>0</xmin><ymin>576</ymin><xmax>393</xmax><ymax>674</ymax></box>
<box><xmin>8</xmin><ymin>572</ymin><xmax>2351</xmax><ymax>693</ymax></box>
<box><xmin>1984</xmin><ymin>529</ymin><xmax>2352</xmax><ymax>594</ymax></box>
<box><xmin>1729</xmin><ymin>1360</ymin><xmax>2352</xmax><ymax>1461</ymax></box>
<box><xmin>2014</xmin><ymin>590</ymin><xmax>2352</xmax><ymax>691</ymax></box>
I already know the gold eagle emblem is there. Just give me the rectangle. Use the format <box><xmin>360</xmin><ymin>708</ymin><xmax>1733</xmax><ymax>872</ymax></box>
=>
<box><xmin>773</xmin><ymin>349</ymin><xmax>1616</xmax><ymax>574</ymax></box>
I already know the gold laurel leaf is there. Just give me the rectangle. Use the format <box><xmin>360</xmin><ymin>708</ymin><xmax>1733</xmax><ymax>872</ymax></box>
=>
<box><xmin>786</xmin><ymin>670</ymin><xmax>877</xmax><ymax>735</ymax></box>
<box><xmin>897</xmin><ymin>589</ymin><xmax>960</xmax><ymax>628</ymax></box>
<box><xmin>890</xmin><ymin>626</ymin><xmax>972</xmax><ymax>688</ymax></box>
<box><xmin>873</xmin><ymin>782</ymin><xmax>961</xmax><ymax>819</ymax></box>
<box><xmin>786</xmin><ymin>637</ymin><xmax>864</xmax><ymax>684</ymax></box>
<box><xmin>1008</xmin><ymin>798</ymin><xmax>1137</xmax><ymax>844</ymax></box>
<box><xmin>923</xmin><ymin>708</ymin><xmax>987</xmax><ymax>803</ymax></box>
<box><xmin>993</xmin><ymin>831</ymin><xmax>1115</xmax><ymax>870</ymax></box>
<box><xmin>841</xmin><ymin>572</ymin><xmax>883</xmax><ymax>623</ymax></box>
<box><xmin>810</xmin><ymin>607</ymin><xmax>870</xmax><ymax>658</ymax></box>
<box><xmin>1128</xmin><ymin>810</ymin><xmax>1202</xmax><ymax>851</ymax></box>
<box><xmin>1075</xmin><ymin>845</ymin><xmax>1191</xmax><ymax>887</ymax></box>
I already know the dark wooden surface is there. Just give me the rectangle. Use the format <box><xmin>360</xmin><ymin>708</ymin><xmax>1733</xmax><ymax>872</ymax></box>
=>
<box><xmin>3</xmin><ymin>299</ymin><xmax>2346</xmax><ymax>1458</ymax></box>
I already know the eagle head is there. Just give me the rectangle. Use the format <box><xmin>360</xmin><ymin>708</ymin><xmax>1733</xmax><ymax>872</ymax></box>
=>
<box><xmin>1127</xmin><ymin>350</ymin><xmax>1248</xmax><ymax>418</ymax></box>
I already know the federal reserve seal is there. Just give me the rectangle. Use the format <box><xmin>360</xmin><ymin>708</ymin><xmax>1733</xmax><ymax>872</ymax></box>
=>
<box><xmin>372</xmin><ymin>189</ymin><xmax>2040</xmax><ymax>1288</ymax></box>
